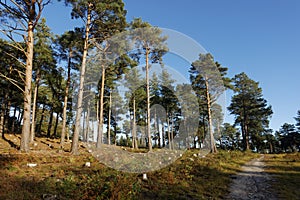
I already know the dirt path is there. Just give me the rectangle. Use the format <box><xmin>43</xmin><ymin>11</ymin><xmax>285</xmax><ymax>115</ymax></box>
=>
<box><xmin>226</xmin><ymin>155</ymin><xmax>277</xmax><ymax>200</ymax></box>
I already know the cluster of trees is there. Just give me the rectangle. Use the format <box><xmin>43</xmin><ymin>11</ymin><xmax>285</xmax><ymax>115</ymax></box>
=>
<box><xmin>0</xmin><ymin>0</ymin><xmax>297</xmax><ymax>155</ymax></box>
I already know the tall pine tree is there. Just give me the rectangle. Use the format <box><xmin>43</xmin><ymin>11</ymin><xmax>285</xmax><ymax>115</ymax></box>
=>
<box><xmin>228</xmin><ymin>72</ymin><xmax>273</xmax><ymax>151</ymax></box>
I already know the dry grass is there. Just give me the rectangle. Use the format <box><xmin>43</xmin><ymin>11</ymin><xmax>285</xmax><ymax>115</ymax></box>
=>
<box><xmin>0</xmin><ymin>134</ymin><xmax>259</xmax><ymax>199</ymax></box>
<box><xmin>264</xmin><ymin>153</ymin><xmax>300</xmax><ymax>199</ymax></box>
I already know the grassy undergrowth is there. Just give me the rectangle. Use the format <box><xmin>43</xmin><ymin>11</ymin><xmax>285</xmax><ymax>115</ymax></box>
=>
<box><xmin>264</xmin><ymin>153</ymin><xmax>300</xmax><ymax>199</ymax></box>
<box><xmin>0</xmin><ymin>134</ymin><xmax>258</xmax><ymax>200</ymax></box>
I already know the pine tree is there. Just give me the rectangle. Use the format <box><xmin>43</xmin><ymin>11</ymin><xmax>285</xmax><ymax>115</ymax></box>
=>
<box><xmin>190</xmin><ymin>53</ymin><xmax>229</xmax><ymax>153</ymax></box>
<box><xmin>228</xmin><ymin>72</ymin><xmax>273</xmax><ymax>151</ymax></box>
<box><xmin>55</xmin><ymin>28</ymin><xmax>83</xmax><ymax>148</ymax></box>
<box><xmin>67</xmin><ymin>0</ymin><xmax>127</xmax><ymax>154</ymax></box>
<box><xmin>294</xmin><ymin>110</ymin><xmax>300</xmax><ymax>132</ymax></box>
<box><xmin>0</xmin><ymin>0</ymin><xmax>50</xmax><ymax>152</ymax></box>
<box><xmin>130</xmin><ymin>18</ymin><xmax>168</xmax><ymax>151</ymax></box>
<box><xmin>124</xmin><ymin>67</ymin><xmax>145</xmax><ymax>149</ymax></box>
<box><xmin>31</xmin><ymin>18</ymin><xmax>56</xmax><ymax>142</ymax></box>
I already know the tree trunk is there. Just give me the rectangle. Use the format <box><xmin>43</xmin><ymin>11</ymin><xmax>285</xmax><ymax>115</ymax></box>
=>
<box><xmin>205</xmin><ymin>78</ymin><xmax>217</xmax><ymax>153</ymax></box>
<box><xmin>11</xmin><ymin>105</ymin><xmax>17</xmax><ymax>133</ymax></box>
<box><xmin>60</xmin><ymin>50</ymin><xmax>72</xmax><ymax>148</ymax></box>
<box><xmin>156</xmin><ymin>108</ymin><xmax>161</xmax><ymax>148</ymax></box>
<box><xmin>85</xmin><ymin>101</ymin><xmax>90</xmax><ymax>142</ymax></box>
<box><xmin>132</xmin><ymin>98</ymin><xmax>138</xmax><ymax>149</ymax></box>
<box><xmin>71</xmin><ymin>3</ymin><xmax>92</xmax><ymax>155</ymax></box>
<box><xmin>107</xmin><ymin>91</ymin><xmax>111</xmax><ymax>145</ymax></box>
<box><xmin>30</xmin><ymin>68</ymin><xmax>41</xmax><ymax>143</ymax></box>
<box><xmin>47</xmin><ymin>107</ymin><xmax>53</xmax><ymax>138</ymax></box>
<box><xmin>167</xmin><ymin>112</ymin><xmax>171</xmax><ymax>150</ymax></box>
<box><xmin>145</xmin><ymin>48</ymin><xmax>152</xmax><ymax>151</ymax></box>
<box><xmin>36</xmin><ymin>104</ymin><xmax>45</xmax><ymax>135</ymax></box>
<box><xmin>162</xmin><ymin>125</ymin><xmax>165</xmax><ymax>147</ymax></box>
<box><xmin>0</xmin><ymin>98</ymin><xmax>5</xmax><ymax>138</ymax></box>
<box><xmin>20</xmin><ymin>21</ymin><xmax>34</xmax><ymax>152</ymax></box>
<box><xmin>245</xmin><ymin>124</ymin><xmax>250</xmax><ymax>150</ymax></box>
<box><xmin>170</xmin><ymin>113</ymin><xmax>174</xmax><ymax>149</ymax></box>
<box><xmin>96</xmin><ymin>64</ymin><xmax>105</xmax><ymax>148</ymax></box>
<box><xmin>53</xmin><ymin>112</ymin><xmax>59</xmax><ymax>138</ymax></box>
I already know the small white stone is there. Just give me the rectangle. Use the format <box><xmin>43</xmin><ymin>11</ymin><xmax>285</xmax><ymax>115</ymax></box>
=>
<box><xmin>27</xmin><ymin>163</ymin><xmax>37</xmax><ymax>167</ymax></box>
<box><xmin>85</xmin><ymin>162</ymin><xmax>91</xmax><ymax>167</ymax></box>
<box><xmin>142</xmin><ymin>173</ymin><xmax>148</xmax><ymax>180</ymax></box>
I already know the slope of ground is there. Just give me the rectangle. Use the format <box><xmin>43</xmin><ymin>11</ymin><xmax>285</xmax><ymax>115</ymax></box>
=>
<box><xmin>1</xmin><ymin>134</ymin><xmax>293</xmax><ymax>200</ymax></box>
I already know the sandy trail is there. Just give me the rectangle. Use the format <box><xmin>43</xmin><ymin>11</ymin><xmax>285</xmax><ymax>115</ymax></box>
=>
<box><xmin>226</xmin><ymin>155</ymin><xmax>277</xmax><ymax>200</ymax></box>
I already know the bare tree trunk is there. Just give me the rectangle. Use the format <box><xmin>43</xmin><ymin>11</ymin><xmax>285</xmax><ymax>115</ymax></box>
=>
<box><xmin>205</xmin><ymin>78</ymin><xmax>217</xmax><ymax>153</ymax></box>
<box><xmin>85</xmin><ymin>101</ymin><xmax>90</xmax><ymax>142</ymax></box>
<box><xmin>60</xmin><ymin>51</ymin><xmax>72</xmax><ymax>148</ymax></box>
<box><xmin>47</xmin><ymin>107</ymin><xmax>53</xmax><ymax>138</ymax></box>
<box><xmin>167</xmin><ymin>113</ymin><xmax>171</xmax><ymax>150</ymax></box>
<box><xmin>107</xmin><ymin>91</ymin><xmax>111</xmax><ymax>145</ymax></box>
<box><xmin>82</xmin><ymin>111</ymin><xmax>86</xmax><ymax>141</ymax></box>
<box><xmin>53</xmin><ymin>113</ymin><xmax>59</xmax><ymax>138</ymax></box>
<box><xmin>18</xmin><ymin>109</ymin><xmax>23</xmax><ymax>126</ymax></box>
<box><xmin>162</xmin><ymin>125</ymin><xmax>165</xmax><ymax>147</ymax></box>
<box><xmin>11</xmin><ymin>105</ymin><xmax>17</xmax><ymax>133</ymax></box>
<box><xmin>156</xmin><ymin>108</ymin><xmax>161</xmax><ymax>148</ymax></box>
<box><xmin>170</xmin><ymin>113</ymin><xmax>174</xmax><ymax>149</ymax></box>
<box><xmin>30</xmin><ymin>68</ymin><xmax>40</xmax><ymax>143</ymax></box>
<box><xmin>145</xmin><ymin>48</ymin><xmax>152</xmax><ymax>151</ymax></box>
<box><xmin>132</xmin><ymin>98</ymin><xmax>138</xmax><ymax>149</ymax></box>
<box><xmin>96</xmin><ymin>65</ymin><xmax>105</xmax><ymax>148</ymax></box>
<box><xmin>20</xmin><ymin>21</ymin><xmax>34</xmax><ymax>152</ymax></box>
<box><xmin>37</xmin><ymin>104</ymin><xmax>45</xmax><ymax>135</ymax></box>
<box><xmin>0</xmin><ymin>98</ymin><xmax>5</xmax><ymax>138</ymax></box>
<box><xmin>71</xmin><ymin>3</ymin><xmax>92</xmax><ymax>155</ymax></box>
<box><xmin>154</xmin><ymin>109</ymin><xmax>157</xmax><ymax>147</ymax></box>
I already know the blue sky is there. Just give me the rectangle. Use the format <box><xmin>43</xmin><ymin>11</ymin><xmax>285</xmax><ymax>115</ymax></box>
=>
<box><xmin>43</xmin><ymin>0</ymin><xmax>300</xmax><ymax>132</ymax></box>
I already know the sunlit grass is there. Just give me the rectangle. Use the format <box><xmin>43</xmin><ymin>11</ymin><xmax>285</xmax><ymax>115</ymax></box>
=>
<box><xmin>0</xmin><ymin>135</ymin><xmax>259</xmax><ymax>199</ymax></box>
<box><xmin>264</xmin><ymin>153</ymin><xmax>300</xmax><ymax>199</ymax></box>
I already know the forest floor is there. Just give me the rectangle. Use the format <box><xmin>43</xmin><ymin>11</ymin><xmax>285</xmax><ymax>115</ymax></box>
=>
<box><xmin>0</xmin><ymin>134</ymin><xmax>299</xmax><ymax>200</ymax></box>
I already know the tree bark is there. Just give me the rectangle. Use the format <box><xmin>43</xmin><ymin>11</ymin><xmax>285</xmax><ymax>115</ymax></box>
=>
<box><xmin>47</xmin><ymin>107</ymin><xmax>53</xmax><ymax>138</ymax></box>
<box><xmin>71</xmin><ymin>3</ymin><xmax>92</xmax><ymax>154</ymax></box>
<box><xmin>30</xmin><ymin>68</ymin><xmax>41</xmax><ymax>143</ymax></box>
<box><xmin>96</xmin><ymin>65</ymin><xmax>105</xmax><ymax>148</ymax></box>
<box><xmin>107</xmin><ymin>91</ymin><xmax>111</xmax><ymax>145</ymax></box>
<box><xmin>0</xmin><ymin>97</ymin><xmax>5</xmax><ymax>138</ymax></box>
<box><xmin>156</xmin><ymin>108</ymin><xmax>161</xmax><ymax>148</ymax></box>
<box><xmin>145</xmin><ymin>48</ymin><xmax>152</xmax><ymax>151</ymax></box>
<box><xmin>205</xmin><ymin>78</ymin><xmax>217</xmax><ymax>153</ymax></box>
<box><xmin>60</xmin><ymin>50</ymin><xmax>72</xmax><ymax>148</ymax></box>
<box><xmin>53</xmin><ymin>112</ymin><xmax>59</xmax><ymax>137</ymax></box>
<box><xmin>85</xmin><ymin>101</ymin><xmax>90</xmax><ymax>142</ymax></box>
<box><xmin>20</xmin><ymin>21</ymin><xmax>34</xmax><ymax>152</ymax></box>
<box><xmin>132</xmin><ymin>98</ymin><xmax>138</xmax><ymax>149</ymax></box>
<box><xmin>37</xmin><ymin>104</ymin><xmax>45</xmax><ymax>135</ymax></box>
<box><xmin>167</xmin><ymin>112</ymin><xmax>171</xmax><ymax>150</ymax></box>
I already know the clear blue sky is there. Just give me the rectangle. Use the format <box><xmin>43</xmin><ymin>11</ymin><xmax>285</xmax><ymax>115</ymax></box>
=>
<box><xmin>43</xmin><ymin>0</ymin><xmax>300</xmax><ymax>132</ymax></box>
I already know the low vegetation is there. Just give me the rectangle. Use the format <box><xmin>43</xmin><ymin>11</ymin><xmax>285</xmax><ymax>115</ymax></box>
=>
<box><xmin>0</xmin><ymin>134</ymin><xmax>260</xmax><ymax>200</ymax></box>
<box><xmin>264</xmin><ymin>153</ymin><xmax>300</xmax><ymax>199</ymax></box>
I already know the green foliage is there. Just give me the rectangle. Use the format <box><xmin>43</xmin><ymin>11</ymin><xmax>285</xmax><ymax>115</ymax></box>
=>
<box><xmin>294</xmin><ymin>110</ymin><xmax>300</xmax><ymax>131</ymax></box>
<box><xmin>228</xmin><ymin>72</ymin><xmax>273</xmax><ymax>151</ymax></box>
